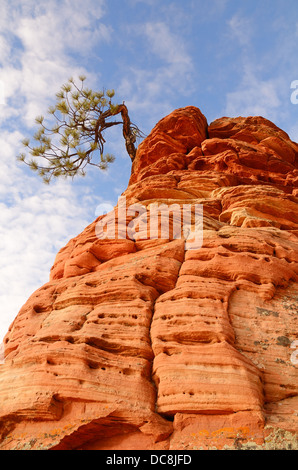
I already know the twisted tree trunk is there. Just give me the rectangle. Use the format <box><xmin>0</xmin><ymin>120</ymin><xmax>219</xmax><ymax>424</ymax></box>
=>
<box><xmin>95</xmin><ymin>103</ymin><xmax>137</xmax><ymax>162</ymax></box>
<box><xmin>118</xmin><ymin>104</ymin><xmax>137</xmax><ymax>162</ymax></box>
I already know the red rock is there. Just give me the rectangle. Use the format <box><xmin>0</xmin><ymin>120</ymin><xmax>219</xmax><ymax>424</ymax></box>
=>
<box><xmin>129</xmin><ymin>106</ymin><xmax>208</xmax><ymax>184</ymax></box>
<box><xmin>0</xmin><ymin>106</ymin><xmax>297</xmax><ymax>450</ymax></box>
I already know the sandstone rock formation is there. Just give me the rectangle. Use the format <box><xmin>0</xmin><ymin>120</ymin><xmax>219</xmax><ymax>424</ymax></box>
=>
<box><xmin>0</xmin><ymin>106</ymin><xmax>297</xmax><ymax>450</ymax></box>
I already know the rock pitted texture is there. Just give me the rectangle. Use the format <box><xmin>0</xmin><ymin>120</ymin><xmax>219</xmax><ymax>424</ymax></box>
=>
<box><xmin>0</xmin><ymin>107</ymin><xmax>297</xmax><ymax>450</ymax></box>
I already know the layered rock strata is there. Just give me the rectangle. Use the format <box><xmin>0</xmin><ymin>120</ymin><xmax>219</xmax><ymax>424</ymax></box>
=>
<box><xmin>0</xmin><ymin>107</ymin><xmax>297</xmax><ymax>450</ymax></box>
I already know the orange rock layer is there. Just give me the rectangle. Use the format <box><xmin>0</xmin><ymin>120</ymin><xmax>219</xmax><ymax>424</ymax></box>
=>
<box><xmin>0</xmin><ymin>107</ymin><xmax>297</xmax><ymax>450</ymax></box>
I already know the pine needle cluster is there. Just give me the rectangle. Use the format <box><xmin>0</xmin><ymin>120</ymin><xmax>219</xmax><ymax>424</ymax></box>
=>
<box><xmin>18</xmin><ymin>76</ymin><xmax>142</xmax><ymax>183</ymax></box>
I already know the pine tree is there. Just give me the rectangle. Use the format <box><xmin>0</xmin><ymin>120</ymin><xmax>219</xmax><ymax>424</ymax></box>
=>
<box><xmin>17</xmin><ymin>76</ymin><xmax>143</xmax><ymax>184</ymax></box>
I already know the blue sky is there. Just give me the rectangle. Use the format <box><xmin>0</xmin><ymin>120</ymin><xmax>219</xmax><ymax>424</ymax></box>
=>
<box><xmin>1</xmin><ymin>0</ymin><xmax>298</xmax><ymax>341</ymax></box>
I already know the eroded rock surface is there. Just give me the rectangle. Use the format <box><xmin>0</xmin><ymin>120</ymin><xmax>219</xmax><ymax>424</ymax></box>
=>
<box><xmin>0</xmin><ymin>106</ymin><xmax>297</xmax><ymax>450</ymax></box>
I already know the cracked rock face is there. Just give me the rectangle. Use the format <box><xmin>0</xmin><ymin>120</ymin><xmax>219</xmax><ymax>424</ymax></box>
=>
<box><xmin>0</xmin><ymin>106</ymin><xmax>297</xmax><ymax>450</ymax></box>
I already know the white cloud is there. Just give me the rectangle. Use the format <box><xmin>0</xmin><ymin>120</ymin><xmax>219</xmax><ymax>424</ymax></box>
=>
<box><xmin>0</xmin><ymin>0</ymin><xmax>110</xmax><ymax>125</ymax></box>
<box><xmin>0</xmin><ymin>128</ymin><xmax>96</xmax><ymax>342</ymax></box>
<box><xmin>0</xmin><ymin>0</ymin><xmax>112</xmax><ymax>342</ymax></box>
<box><xmin>16</xmin><ymin>0</ymin><xmax>110</xmax><ymax>59</ymax></box>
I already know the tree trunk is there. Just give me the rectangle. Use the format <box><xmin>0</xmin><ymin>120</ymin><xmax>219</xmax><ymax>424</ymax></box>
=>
<box><xmin>96</xmin><ymin>103</ymin><xmax>137</xmax><ymax>163</ymax></box>
<box><xmin>118</xmin><ymin>104</ymin><xmax>137</xmax><ymax>162</ymax></box>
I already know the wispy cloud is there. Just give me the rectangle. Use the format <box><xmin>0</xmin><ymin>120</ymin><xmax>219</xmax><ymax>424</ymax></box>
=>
<box><xmin>144</xmin><ymin>21</ymin><xmax>192</xmax><ymax>67</ymax></box>
<box><xmin>228</xmin><ymin>13</ymin><xmax>253</xmax><ymax>47</ymax></box>
<box><xmin>224</xmin><ymin>9</ymin><xmax>295</xmax><ymax>127</ymax></box>
<box><xmin>0</xmin><ymin>0</ymin><xmax>111</xmax><ymax>341</ymax></box>
<box><xmin>0</xmin><ymin>0</ymin><xmax>110</xmax><ymax>125</ymax></box>
<box><xmin>118</xmin><ymin>20</ymin><xmax>195</xmax><ymax>129</ymax></box>
<box><xmin>225</xmin><ymin>64</ymin><xmax>282</xmax><ymax>119</ymax></box>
